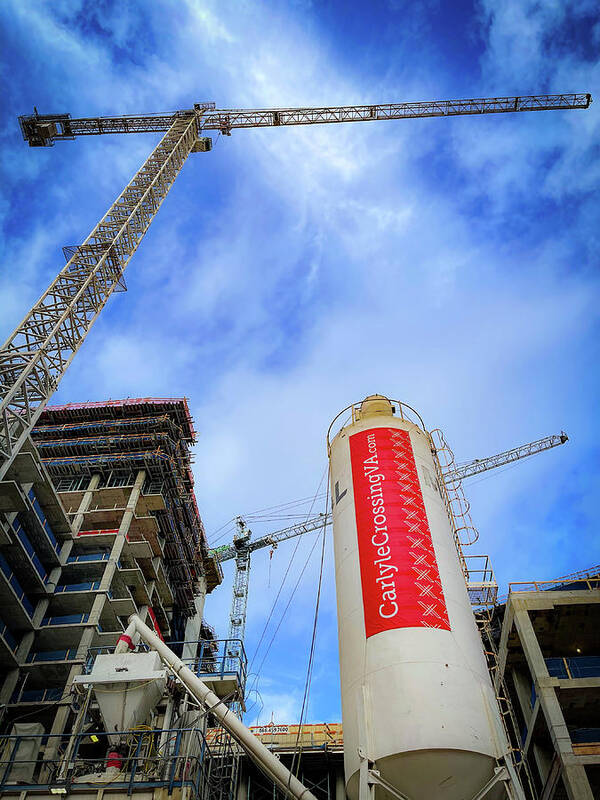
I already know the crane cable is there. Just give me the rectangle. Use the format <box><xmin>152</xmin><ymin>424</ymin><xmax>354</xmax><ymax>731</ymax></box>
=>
<box><xmin>289</xmin><ymin>468</ymin><xmax>330</xmax><ymax>784</ymax></box>
<box><xmin>208</xmin><ymin>486</ymin><xmax>328</xmax><ymax>545</ymax></box>
<box><xmin>248</xmin><ymin>519</ymin><xmax>324</xmax><ymax>706</ymax></box>
<box><xmin>247</xmin><ymin>466</ymin><xmax>328</xmax><ymax>674</ymax></box>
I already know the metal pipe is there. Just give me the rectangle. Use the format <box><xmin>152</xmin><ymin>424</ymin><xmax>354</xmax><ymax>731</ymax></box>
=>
<box><xmin>126</xmin><ymin>614</ymin><xmax>317</xmax><ymax>800</ymax></box>
<box><xmin>159</xmin><ymin>695</ymin><xmax>175</xmax><ymax>779</ymax></box>
<box><xmin>115</xmin><ymin>620</ymin><xmax>138</xmax><ymax>654</ymax></box>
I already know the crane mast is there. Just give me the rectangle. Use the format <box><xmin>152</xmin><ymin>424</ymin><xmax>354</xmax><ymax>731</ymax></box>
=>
<box><xmin>227</xmin><ymin>518</ymin><xmax>253</xmax><ymax>644</ymax></box>
<box><xmin>1</xmin><ymin>93</ymin><xmax>589</xmax><ymax>479</ymax></box>
<box><xmin>216</xmin><ymin>431</ymin><xmax>568</xmax><ymax>654</ymax></box>
<box><xmin>0</xmin><ymin>113</ymin><xmax>203</xmax><ymax>479</ymax></box>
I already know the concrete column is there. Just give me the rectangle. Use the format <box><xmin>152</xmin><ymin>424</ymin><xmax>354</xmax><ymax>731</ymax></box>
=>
<box><xmin>0</xmin><ymin>478</ymin><xmax>103</xmax><ymax>733</ymax></box>
<box><xmin>183</xmin><ymin>576</ymin><xmax>208</xmax><ymax>660</ymax></box>
<box><xmin>562</xmin><ymin>763</ymin><xmax>594</xmax><ymax>800</ymax></box>
<box><xmin>511</xmin><ymin>667</ymin><xmax>534</xmax><ymax>726</ymax></box>
<box><xmin>0</xmin><ymin>668</ymin><xmax>20</xmax><ymax>707</ymax></box>
<box><xmin>99</xmin><ymin>470</ymin><xmax>145</xmax><ymax>592</ymax></box>
<box><xmin>87</xmin><ymin>470</ymin><xmax>146</xmax><ymax>630</ymax></box>
<box><xmin>513</xmin><ymin>607</ymin><xmax>572</xmax><ymax>755</ymax></box>
<box><xmin>44</xmin><ymin>471</ymin><xmax>145</xmax><ymax>762</ymax></box>
<box><xmin>70</xmin><ymin>474</ymin><xmax>101</xmax><ymax>535</ymax></box>
<box><xmin>29</xmin><ymin>475</ymin><xmax>103</xmax><ymax>663</ymax></box>
<box><xmin>0</xmin><ymin>632</ymin><xmax>35</xmax><ymax>704</ymax></box>
<box><xmin>532</xmin><ymin>742</ymin><xmax>554</xmax><ymax>789</ymax></box>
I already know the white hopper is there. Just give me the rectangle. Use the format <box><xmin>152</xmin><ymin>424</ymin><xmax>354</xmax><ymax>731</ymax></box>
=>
<box><xmin>75</xmin><ymin>651</ymin><xmax>167</xmax><ymax>743</ymax></box>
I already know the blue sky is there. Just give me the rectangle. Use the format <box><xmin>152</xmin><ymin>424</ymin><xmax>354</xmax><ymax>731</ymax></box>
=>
<box><xmin>1</xmin><ymin>0</ymin><xmax>599</xmax><ymax>725</ymax></box>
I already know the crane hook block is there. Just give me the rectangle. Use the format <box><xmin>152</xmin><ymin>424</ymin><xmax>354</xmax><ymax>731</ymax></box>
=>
<box><xmin>191</xmin><ymin>136</ymin><xmax>212</xmax><ymax>153</ymax></box>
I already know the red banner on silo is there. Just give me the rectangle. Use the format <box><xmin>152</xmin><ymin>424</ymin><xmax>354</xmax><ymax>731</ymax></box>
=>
<box><xmin>349</xmin><ymin>427</ymin><xmax>450</xmax><ymax>637</ymax></box>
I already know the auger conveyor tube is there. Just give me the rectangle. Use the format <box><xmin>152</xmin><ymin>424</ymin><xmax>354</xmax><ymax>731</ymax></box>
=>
<box><xmin>117</xmin><ymin>615</ymin><xmax>318</xmax><ymax>800</ymax></box>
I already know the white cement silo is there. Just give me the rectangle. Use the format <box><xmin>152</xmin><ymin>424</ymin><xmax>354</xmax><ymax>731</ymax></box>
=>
<box><xmin>327</xmin><ymin>395</ymin><xmax>507</xmax><ymax>800</ymax></box>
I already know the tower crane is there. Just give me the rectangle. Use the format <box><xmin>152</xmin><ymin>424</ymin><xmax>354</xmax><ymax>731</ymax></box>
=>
<box><xmin>0</xmin><ymin>92</ymin><xmax>590</xmax><ymax>480</ymax></box>
<box><xmin>214</xmin><ymin>431</ymin><xmax>568</xmax><ymax>648</ymax></box>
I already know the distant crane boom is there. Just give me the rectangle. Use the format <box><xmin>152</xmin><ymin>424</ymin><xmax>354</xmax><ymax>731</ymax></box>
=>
<box><xmin>444</xmin><ymin>432</ymin><xmax>568</xmax><ymax>484</ymax></box>
<box><xmin>216</xmin><ymin>431</ymin><xmax>568</xmax><ymax>648</ymax></box>
<box><xmin>214</xmin><ymin>514</ymin><xmax>329</xmax><ymax>564</ymax></box>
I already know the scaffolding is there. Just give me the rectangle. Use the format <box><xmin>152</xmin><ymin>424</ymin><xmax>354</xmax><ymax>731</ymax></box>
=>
<box><xmin>32</xmin><ymin>399</ymin><xmax>208</xmax><ymax>618</ymax></box>
<box><xmin>39</xmin><ymin>397</ymin><xmax>196</xmax><ymax>440</ymax></box>
<box><xmin>0</xmin><ymin>726</ymin><xmax>239</xmax><ymax>800</ymax></box>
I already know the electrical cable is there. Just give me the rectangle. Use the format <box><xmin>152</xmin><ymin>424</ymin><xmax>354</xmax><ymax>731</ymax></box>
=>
<box><xmin>208</xmin><ymin>486</ymin><xmax>328</xmax><ymax>544</ymax></box>
<box><xmin>247</xmin><ymin>466</ymin><xmax>328</xmax><ymax>674</ymax></box>
<box><xmin>242</xmin><ymin>686</ymin><xmax>264</xmax><ymax>720</ymax></box>
<box><xmin>208</xmin><ymin>519</ymin><xmax>237</xmax><ymax>546</ymax></box>
<box><xmin>247</xmin><ymin>528</ymin><xmax>323</xmax><ymax>704</ymax></box>
<box><xmin>289</xmin><ymin>470</ymin><xmax>330</xmax><ymax>782</ymax></box>
<box><xmin>240</xmin><ymin>490</ymin><xmax>327</xmax><ymax>518</ymax></box>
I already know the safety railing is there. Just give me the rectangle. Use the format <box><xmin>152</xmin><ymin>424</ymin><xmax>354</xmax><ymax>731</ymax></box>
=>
<box><xmin>508</xmin><ymin>575</ymin><xmax>600</xmax><ymax>594</ymax></box>
<box><xmin>326</xmin><ymin>397</ymin><xmax>426</xmax><ymax>451</ymax></box>
<box><xmin>27</xmin><ymin>487</ymin><xmax>60</xmax><ymax>552</ymax></box>
<box><xmin>0</xmin><ymin>554</ymin><xmax>35</xmax><ymax>616</ymax></box>
<box><xmin>66</xmin><ymin>551</ymin><xmax>110</xmax><ymax>563</ymax></box>
<box><xmin>40</xmin><ymin>612</ymin><xmax>90</xmax><ymax>627</ymax></box>
<box><xmin>571</xmin><ymin>727</ymin><xmax>600</xmax><ymax>744</ymax></box>
<box><xmin>25</xmin><ymin>648</ymin><xmax>80</xmax><ymax>663</ymax></box>
<box><xmin>11</xmin><ymin>519</ymin><xmax>48</xmax><ymax>581</ymax></box>
<box><xmin>0</xmin><ymin>727</ymin><xmax>227</xmax><ymax>800</ymax></box>
<box><xmin>546</xmin><ymin>656</ymin><xmax>600</xmax><ymax>679</ymax></box>
<box><xmin>84</xmin><ymin>638</ymin><xmax>247</xmax><ymax>694</ymax></box>
<box><xmin>55</xmin><ymin>580</ymin><xmax>101</xmax><ymax>593</ymax></box>
<box><xmin>9</xmin><ymin>686</ymin><xmax>64</xmax><ymax>704</ymax></box>
<box><xmin>196</xmin><ymin>638</ymin><xmax>247</xmax><ymax>690</ymax></box>
<box><xmin>0</xmin><ymin>622</ymin><xmax>18</xmax><ymax>652</ymax></box>
<box><xmin>463</xmin><ymin>554</ymin><xmax>498</xmax><ymax>607</ymax></box>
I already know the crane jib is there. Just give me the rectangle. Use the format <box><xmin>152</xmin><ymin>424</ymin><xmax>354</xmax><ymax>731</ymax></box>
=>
<box><xmin>18</xmin><ymin>93</ymin><xmax>591</xmax><ymax>146</ymax></box>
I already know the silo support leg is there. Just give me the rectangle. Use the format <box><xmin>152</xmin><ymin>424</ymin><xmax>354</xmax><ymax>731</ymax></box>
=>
<box><xmin>364</xmin><ymin>765</ymin><xmax>411</xmax><ymax>800</ymax></box>
<box><xmin>358</xmin><ymin>750</ymin><xmax>373</xmax><ymax>800</ymax></box>
<box><xmin>468</xmin><ymin>767</ymin><xmax>509</xmax><ymax>800</ymax></box>
<box><xmin>502</xmin><ymin>758</ymin><xmax>528</xmax><ymax>800</ymax></box>
<box><xmin>468</xmin><ymin>759</ymin><xmax>527</xmax><ymax>800</ymax></box>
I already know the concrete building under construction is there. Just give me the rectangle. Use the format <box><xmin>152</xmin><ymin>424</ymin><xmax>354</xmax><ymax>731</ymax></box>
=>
<box><xmin>0</xmin><ymin>398</ymin><xmax>224</xmax><ymax>739</ymax></box>
<box><xmin>481</xmin><ymin>568</ymin><xmax>600</xmax><ymax>799</ymax></box>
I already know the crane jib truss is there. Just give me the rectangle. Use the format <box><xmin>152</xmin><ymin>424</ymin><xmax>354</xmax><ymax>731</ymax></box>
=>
<box><xmin>1</xmin><ymin>92</ymin><xmax>589</xmax><ymax>482</ymax></box>
<box><xmin>19</xmin><ymin>93</ymin><xmax>591</xmax><ymax>145</ymax></box>
<box><xmin>445</xmin><ymin>431</ymin><xmax>568</xmax><ymax>484</ymax></box>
